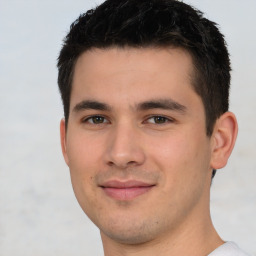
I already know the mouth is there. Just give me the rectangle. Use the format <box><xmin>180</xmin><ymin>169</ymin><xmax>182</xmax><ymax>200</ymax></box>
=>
<box><xmin>99</xmin><ymin>180</ymin><xmax>155</xmax><ymax>201</ymax></box>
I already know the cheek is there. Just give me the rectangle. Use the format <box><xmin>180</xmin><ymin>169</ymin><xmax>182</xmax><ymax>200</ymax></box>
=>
<box><xmin>147</xmin><ymin>132</ymin><xmax>211</xmax><ymax>218</ymax></box>
<box><xmin>146</xmin><ymin>130</ymin><xmax>211</xmax><ymax>185</ymax></box>
<box><xmin>67</xmin><ymin>131</ymin><xmax>104</xmax><ymax>171</ymax></box>
<box><xmin>66</xmin><ymin>132</ymin><xmax>103</xmax><ymax>206</ymax></box>
<box><xmin>147</xmin><ymin>133</ymin><xmax>193</xmax><ymax>169</ymax></box>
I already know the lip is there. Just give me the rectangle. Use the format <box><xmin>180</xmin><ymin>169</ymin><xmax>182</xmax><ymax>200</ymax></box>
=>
<box><xmin>100</xmin><ymin>180</ymin><xmax>155</xmax><ymax>201</ymax></box>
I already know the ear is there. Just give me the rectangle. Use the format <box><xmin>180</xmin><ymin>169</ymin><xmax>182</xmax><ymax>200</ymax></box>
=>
<box><xmin>210</xmin><ymin>112</ymin><xmax>238</xmax><ymax>170</ymax></box>
<box><xmin>60</xmin><ymin>119</ymin><xmax>70</xmax><ymax>166</ymax></box>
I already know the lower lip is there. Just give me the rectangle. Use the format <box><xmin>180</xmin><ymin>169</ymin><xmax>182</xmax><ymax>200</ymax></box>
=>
<box><xmin>102</xmin><ymin>186</ymin><xmax>154</xmax><ymax>200</ymax></box>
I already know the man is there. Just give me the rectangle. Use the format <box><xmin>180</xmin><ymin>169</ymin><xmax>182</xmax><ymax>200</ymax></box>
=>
<box><xmin>57</xmin><ymin>0</ymin><xmax>250</xmax><ymax>255</ymax></box>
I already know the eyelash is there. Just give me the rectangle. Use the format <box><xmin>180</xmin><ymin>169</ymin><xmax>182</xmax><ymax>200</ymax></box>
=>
<box><xmin>145</xmin><ymin>115</ymin><xmax>174</xmax><ymax>124</ymax></box>
<box><xmin>82</xmin><ymin>115</ymin><xmax>109</xmax><ymax>124</ymax></box>
<box><xmin>82</xmin><ymin>115</ymin><xmax>174</xmax><ymax>125</ymax></box>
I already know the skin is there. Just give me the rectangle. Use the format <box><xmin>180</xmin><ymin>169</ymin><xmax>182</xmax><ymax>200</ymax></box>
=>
<box><xmin>60</xmin><ymin>47</ymin><xmax>238</xmax><ymax>256</ymax></box>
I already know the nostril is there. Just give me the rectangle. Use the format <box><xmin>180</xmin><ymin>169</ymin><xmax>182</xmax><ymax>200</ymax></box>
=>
<box><xmin>107</xmin><ymin>161</ymin><xmax>115</xmax><ymax>167</ymax></box>
<box><xmin>107</xmin><ymin>160</ymin><xmax>139</xmax><ymax>169</ymax></box>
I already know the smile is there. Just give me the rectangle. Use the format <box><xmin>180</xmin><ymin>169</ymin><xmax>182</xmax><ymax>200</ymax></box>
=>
<box><xmin>100</xmin><ymin>180</ymin><xmax>155</xmax><ymax>201</ymax></box>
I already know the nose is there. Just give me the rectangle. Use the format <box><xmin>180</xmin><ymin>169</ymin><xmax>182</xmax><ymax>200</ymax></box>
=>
<box><xmin>104</xmin><ymin>122</ymin><xmax>146</xmax><ymax>169</ymax></box>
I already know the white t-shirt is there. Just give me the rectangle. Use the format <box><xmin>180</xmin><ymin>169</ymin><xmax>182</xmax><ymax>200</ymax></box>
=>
<box><xmin>209</xmin><ymin>242</ymin><xmax>251</xmax><ymax>256</ymax></box>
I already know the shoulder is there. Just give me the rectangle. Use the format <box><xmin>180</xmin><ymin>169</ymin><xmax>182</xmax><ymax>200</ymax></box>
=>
<box><xmin>208</xmin><ymin>242</ymin><xmax>252</xmax><ymax>256</ymax></box>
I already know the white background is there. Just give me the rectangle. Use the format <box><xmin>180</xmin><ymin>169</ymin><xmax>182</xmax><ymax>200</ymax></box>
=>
<box><xmin>0</xmin><ymin>0</ymin><xmax>255</xmax><ymax>255</ymax></box>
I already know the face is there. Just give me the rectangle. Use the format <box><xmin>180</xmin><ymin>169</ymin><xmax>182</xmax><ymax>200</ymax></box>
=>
<box><xmin>61</xmin><ymin>47</ymin><xmax>215</xmax><ymax>244</ymax></box>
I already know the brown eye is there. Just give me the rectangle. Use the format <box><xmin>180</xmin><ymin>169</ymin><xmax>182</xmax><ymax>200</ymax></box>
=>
<box><xmin>147</xmin><ymin>116</ymin><xmax>169</xmax><ymax>124</ymax></box>
<box><xmin>85</xmin><ymin>116</ymin><xmax>107</xmax><ymax>124</ymax></box>
<box><xmin>154</xmin><ymin>116</ymin><xmax>167</xmax><ymax>124</ymax></box>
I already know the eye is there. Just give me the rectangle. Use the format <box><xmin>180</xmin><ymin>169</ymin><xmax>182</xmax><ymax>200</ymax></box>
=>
<box><xmin>146</xmin><ymin>116</ymin><xmax>173</xmax><ymax>124</ymax></box>
<box><xmin>83</xmin><ymin>115</ymin><xmax>108</xmax><ymax>124</ymax></box>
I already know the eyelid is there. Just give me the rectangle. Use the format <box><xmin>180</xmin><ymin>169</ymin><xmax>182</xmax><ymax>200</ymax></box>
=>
<box><xmin>144</xmin><ymin>115</ymin><xmax>175</xmax><ymax>124</ymax></box>
<box><xmin>81</xmin><ymin>115</ymin><xmax>110</xmax><ymax>124</ymax></box>
<box><xmin>80</xmin><ymin>114</ymin><xmax>175</xmax><ymax>125</ymax></box>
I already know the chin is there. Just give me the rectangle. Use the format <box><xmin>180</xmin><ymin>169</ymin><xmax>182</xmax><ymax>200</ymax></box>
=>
<box><xmin>102</xmin><ymin>229</ymin><xmax>154</xmax><ymax>245</ymax></box>
<box><xmin>99</xmin><ymin>216</ymin><xmax>163</xmax><ymax>245</ymax></box>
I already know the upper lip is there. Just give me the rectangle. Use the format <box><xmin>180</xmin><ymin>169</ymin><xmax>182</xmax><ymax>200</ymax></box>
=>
<box><xmin>100</xmin><ymin>180</ymin><xmax>155</xmax><ymax>188</ymax></box>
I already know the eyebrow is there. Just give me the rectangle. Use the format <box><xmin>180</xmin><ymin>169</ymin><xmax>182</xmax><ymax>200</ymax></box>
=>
<box><xmin>72</xmin><ymin>98</ymin><xmax>187</xmax><ymax>114</ymax></box>
<box><xmin>137</xmin><ymin>99</ymin><xmax>187</xmax><ymax>113</ymax></box>
<box><xmin>73</xmin><ymin>100</ymin><xmax>111</xmax><ymax>112</ymax></box>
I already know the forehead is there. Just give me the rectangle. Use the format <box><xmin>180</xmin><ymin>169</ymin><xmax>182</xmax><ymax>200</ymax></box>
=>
<box><xmin>74</xmin><ymin>46</ymin><xmax>194</xmax><ymax>81</ymax></box>
<box><xmin>71</xmin><ymin>47</ymin><xmax>198</xmax><ymax>110</ymax></box>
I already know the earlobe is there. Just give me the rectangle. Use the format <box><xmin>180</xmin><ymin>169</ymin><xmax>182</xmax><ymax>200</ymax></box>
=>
<box><xmin>210</xmin><ymin>112</ymin><xmax>238</xmax><ymax>170</ymax></box>
<box><xmin>60</xmin><ymin>119</ymin><xmax>69</xmax><ymax>166</ymax></box>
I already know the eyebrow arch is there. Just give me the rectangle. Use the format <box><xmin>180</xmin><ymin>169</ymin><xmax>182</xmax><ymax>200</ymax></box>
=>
<box><xmin>73</xmin><ymin>100</ymin><xmax>111</xmax><ymax>112</ymax></box>
<box><xmin>137</xmin><ymin>99</ymin><xmax>187</xmax><ymax>113</ymax></box>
